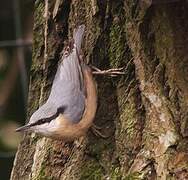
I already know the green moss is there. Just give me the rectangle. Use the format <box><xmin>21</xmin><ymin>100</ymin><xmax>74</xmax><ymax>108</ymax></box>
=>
<box><xmin>35</xmin><ymin>165</ymin><xmax>53</xmax><ymax>180</ymax></box>
<box><xmin>34</xmin><ymin>1</ymin><xmax>45</xmax><ymax>29</ymax></box>
<box><xmin>34</xmin><ymin>145</ymin><xmax>53</xmax><ymax>180</ymax></box>
<box><xmin>35</xmin><ymin>165</ymin><xmax>45</xmax><ymax>180</ymax></box>
<box><xmin>87</xmin><ymin>139</ymin><xmax>114</xmax><ymax>160</ymax></box>
<box><xmin>87</xmin><ymin>143</ymin><xmax>104</xmax><ymax>160</ymax></box>
<box><xmin>46</xmin><ymin>35</ymin><xmax>56</xmax><ymax>59</ymax></box>
<box><xmin>80</xmin><ymin>160</ymin><xmax>103</xmax><ymax>180</ymax></box>
<box><xmin>110</xmin><ymin>167</ymin><xmax>122</xmax><ymax>180</ymax></box>
<box><xmin>119</xmin><ymin>89</ymin><xmax>138</xmax><ymax>139</ymax></box>
<box><xmin>110</xmin><ymin>167</ymin><xmax>144</xmax><ymax>180</ymax></box>
<box><xmin>109</xmin><ymin>20</ymin><xmax>127</xmax><ymax>68</ymax></box>
<box><xmin>32</xmin><ymin>1</ymin><xmax>45</xmax><ymax>61</ymax></box>
<box><xmin>124</xmin><ymin>172</ymin><xmax>144</xmax><ymax>180</ymax></box>
<box><xmin>107</xmin><ymin>1</ymin><xmax>130</xmax><ymax>68</ymax></box>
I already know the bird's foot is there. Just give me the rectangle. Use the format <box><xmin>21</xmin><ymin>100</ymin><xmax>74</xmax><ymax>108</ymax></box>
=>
<box><xmin>91</xmin><ymin>124</ymin><xmax>109</xmax><ymax>138</ymax></box>
<box><xmin>91</xmin><ymin>66</ymin><xmax>125</xmax><ymax>77</ymax></box>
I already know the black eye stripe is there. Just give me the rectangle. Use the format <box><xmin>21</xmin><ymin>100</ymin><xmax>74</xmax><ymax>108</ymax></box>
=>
<box><xmin>28</xmin><ymin>106</ymin><xmax>66</xmax><ymax>127</ymax></box>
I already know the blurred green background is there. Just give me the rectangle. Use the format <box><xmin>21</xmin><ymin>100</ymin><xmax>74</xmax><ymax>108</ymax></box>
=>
<box><xmin>0</xmin><ymin>0</ymin><xmax>34</xmax><ymax>179</ymax></box>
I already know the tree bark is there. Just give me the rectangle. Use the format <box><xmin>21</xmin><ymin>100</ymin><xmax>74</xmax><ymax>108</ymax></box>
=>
<box><xmin>11</xmin><ymin>0</ymin><xmax>188</xmax><ymax>179</ymax></box>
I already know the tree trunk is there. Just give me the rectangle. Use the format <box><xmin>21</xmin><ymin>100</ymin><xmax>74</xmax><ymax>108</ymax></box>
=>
<box><xmin>11</xmin><ymin>0</ymin><xmax>188</xmax><ymax>179</ymax></box>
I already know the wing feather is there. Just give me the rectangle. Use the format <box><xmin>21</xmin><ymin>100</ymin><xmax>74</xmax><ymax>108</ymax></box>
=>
<box><xmin>29</xmin><ymin>25</ymin><xmax>86</xmax><ymax>124</ymax></box>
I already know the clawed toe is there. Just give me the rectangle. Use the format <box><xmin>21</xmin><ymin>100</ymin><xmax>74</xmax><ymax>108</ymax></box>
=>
<box><xmin>91</xmin><ymin>124</ymin><xmax>109</xmax><ymax>138</ymax></box>
<box><xmin>91</xmin><ymin>66</ymin><xmax>125</xmax><ymax>77</ymax></box>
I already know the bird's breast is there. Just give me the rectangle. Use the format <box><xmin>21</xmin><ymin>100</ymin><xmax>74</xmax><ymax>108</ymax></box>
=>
<box><xmin>45</xmin><ymin>66</ymin><xmax>97</xmax><ymax>141</ymax></box>
<box><xmin>50</xmin><ymin>114</ymin><xmax>86</xmax><ymax>141</ymax></box>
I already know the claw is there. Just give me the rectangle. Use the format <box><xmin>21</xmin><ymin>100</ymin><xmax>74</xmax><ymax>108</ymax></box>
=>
<box><xmin>91</xmin><ymin>124</ymin><xmax>109</xmax><ymax>138</ymax></box>
<box><xmin>91</xmin><ymin>66</ymin><xmax>125</xmax><ymax>76</ymax></box>
<box><xmin>92</xmin><ymin>123</ymin><xmax>102</xmax><ymax>130</ymax></box>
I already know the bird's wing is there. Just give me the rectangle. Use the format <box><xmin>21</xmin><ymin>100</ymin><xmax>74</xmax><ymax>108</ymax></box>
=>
<box><xmin>29</xmin><ymin>25</ymin><xmax>86</xmax><ymax>124</ymax></box>
<box><xmin>47</xmin><ymin>49</ymin><xmax>85</xmax><ymax>123</ymax></box>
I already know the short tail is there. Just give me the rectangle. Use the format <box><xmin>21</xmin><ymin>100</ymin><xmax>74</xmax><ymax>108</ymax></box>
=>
<box><xmin>73</xmin><ymin>25</ymin><xmax>85</xmax><ymax>53</ymax></box>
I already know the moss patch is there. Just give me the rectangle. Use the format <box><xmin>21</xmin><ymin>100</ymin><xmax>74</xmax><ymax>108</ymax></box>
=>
<box><xmin>124</xmin><ymin>172</ymin><xmax>144</xmax><ymax>180</ymax></box>
<box><xmin>108</xmin><ymin>2</ymin><xmax>128</xmax><ymax>68</ymax></box>
<box><xmin>110</xmin><ymin>166</ymin><xmax>122</xmax><ymax>180</ymax></box>
<box><xmin>80</xmin><ymin>159</ymin><xmax>103</xmax><ymax>180</ymax></box>
<box><xmin>32</xmin><ymin>1</ymin><xmax>45</xmax><ymax>62</ymax></box>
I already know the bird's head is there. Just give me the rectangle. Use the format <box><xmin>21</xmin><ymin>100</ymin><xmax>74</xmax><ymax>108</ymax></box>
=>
<box><xmin>15</xmin><ymin>104</ymin><xmax>64</xmax><ymax>137</ymax></box>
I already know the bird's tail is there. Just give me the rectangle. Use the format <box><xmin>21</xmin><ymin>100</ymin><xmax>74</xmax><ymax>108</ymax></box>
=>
<box><xmin>72</xmin><ymin>25</ymin><xmax>86</xmax><ymax>91</ymax></box>
<box><xmin>73</xmin><ymin>25</ymin><xmax>85</xmax><ymax>53</ymax></box>
<box><xmin>52</xmin><ymin>25</ymin><xmax>86</xmax><ymax>93</ymax></box>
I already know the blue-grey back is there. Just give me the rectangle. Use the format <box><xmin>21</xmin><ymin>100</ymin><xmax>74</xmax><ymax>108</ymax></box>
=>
<box><xmin>29</xmin><ymin>25</ymin><xmax>86</xmax><ymax>124</ymax></box>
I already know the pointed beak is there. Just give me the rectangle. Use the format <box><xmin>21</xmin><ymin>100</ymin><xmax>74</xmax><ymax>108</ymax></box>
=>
<box><xmin>15</xmin><ymin>124</ymin><xmax>32</xmax><ymax>132</ymax></box>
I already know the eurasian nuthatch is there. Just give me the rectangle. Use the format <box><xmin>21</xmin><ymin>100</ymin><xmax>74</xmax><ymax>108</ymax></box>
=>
<box><xmin>16</xmin><ymin>25</ymin><xmax>97</xmax><ymax>141</ymax></box>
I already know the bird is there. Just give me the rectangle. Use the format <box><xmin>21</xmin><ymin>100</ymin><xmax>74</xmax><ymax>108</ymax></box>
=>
<box><xmin>16</xmin><ymin>25</ymin><xmax>124</xmax><ymax>141</ymax></box>
<box><xmin>16</xmin><ymin>25</ymin><xmax>98</xmax><ymax>141</ymax></box>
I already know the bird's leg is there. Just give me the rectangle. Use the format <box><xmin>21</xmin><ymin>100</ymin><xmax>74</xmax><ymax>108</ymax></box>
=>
<box><xmin>91</xmin><ymin>66</ymin><xmax>125</xmax><ymax>77</ymax></box>
<box><xmin>91</xmin><ymin>123</ymin><xmax>109</xmax><ymax>138</ymax></box>
<box><xmin>90</xmin><ymin>65</ymin><xmax>124</xmax><ymax>138</ymax></box>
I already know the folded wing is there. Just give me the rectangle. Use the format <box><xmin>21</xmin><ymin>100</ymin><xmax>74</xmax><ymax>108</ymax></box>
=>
<box><xmin>29</xmin><ymin>25</ymin><xmax>86</xmax><ymax>124</ymax></box>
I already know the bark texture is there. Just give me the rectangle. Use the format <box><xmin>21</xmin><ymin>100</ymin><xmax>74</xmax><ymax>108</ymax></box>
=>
<box><xmin>11</xmin><ymin>0</ymin><xmax>188</xmax><ymax>179</ymax></box>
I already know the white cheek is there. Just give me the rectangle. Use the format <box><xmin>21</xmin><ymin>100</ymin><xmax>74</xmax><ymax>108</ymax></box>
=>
<box><xmin>33</xmin><ymin>118</ymin><xmax>60</xmax><ymax>136</ymax></box>
<box><xmin>45</xmin><ymin>119</ymin><xmax>60</xmax><ymax>132</ymax></box>
<box><xmin>34</xmin><ymin>123</ymin><xmax>50</xmax><ymax>134</ymax></box>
